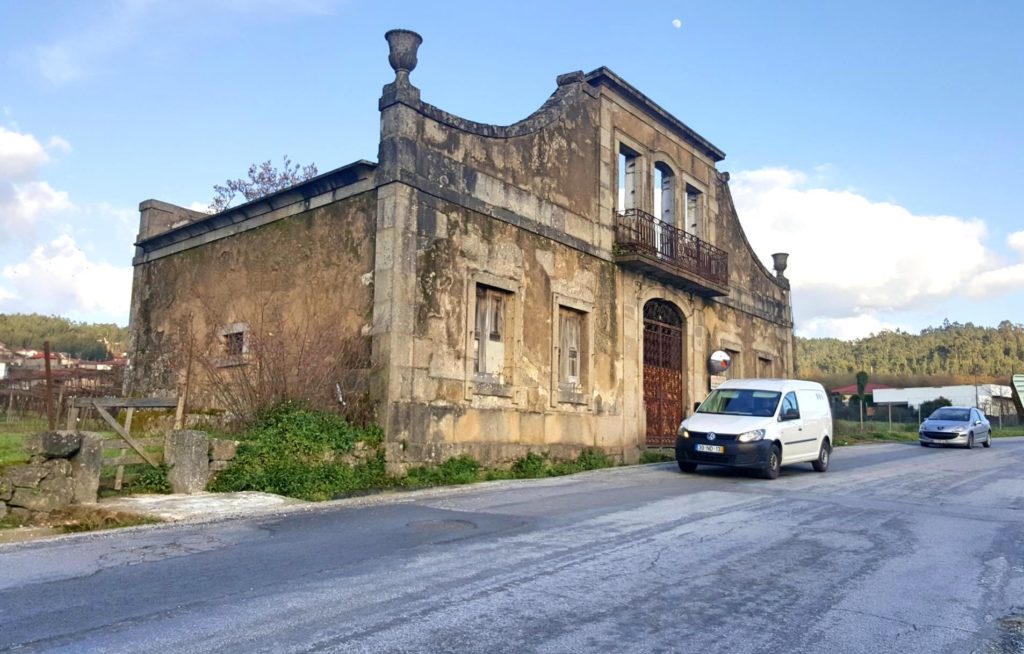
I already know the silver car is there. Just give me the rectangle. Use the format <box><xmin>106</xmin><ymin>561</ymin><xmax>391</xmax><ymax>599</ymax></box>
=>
<box><xmin>919</xmin><ymin>406</ymin><xmax>992</xmax><ymax>449</ymax></box>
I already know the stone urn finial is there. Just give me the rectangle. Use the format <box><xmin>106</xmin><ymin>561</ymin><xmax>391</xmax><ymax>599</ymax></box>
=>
<box><xmin>771</xmin><ymin>252</ymin><xmax>789</xmax><ymax>278</ymax></box>
<box><xmin>385</xmin><ymin>29</ymin><xmax>422</xmax><ymax>84</ymax></box>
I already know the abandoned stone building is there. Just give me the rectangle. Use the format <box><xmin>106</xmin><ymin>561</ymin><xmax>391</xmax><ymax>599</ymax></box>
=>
<box><xmin>126</xmin><ymin>29</ymin><xmax>794</xmax><ymax>466</ymax></box>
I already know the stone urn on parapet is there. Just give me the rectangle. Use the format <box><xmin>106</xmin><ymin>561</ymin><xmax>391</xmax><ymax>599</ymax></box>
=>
<box><xmin>772</xmin><ymin>252</ymin><xmax>790</xmax><ymax>288</ymax></box>
<box><xmin>381</xmin><ymin>29</ymin><xmax>423</xmax><ymax>106</ymax></box>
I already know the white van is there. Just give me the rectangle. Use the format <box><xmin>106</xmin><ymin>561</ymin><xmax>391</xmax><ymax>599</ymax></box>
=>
<box><xmin>675</xmin><ymin>379</ymin><xmax>833</xmax><ymax>479</ymax></box>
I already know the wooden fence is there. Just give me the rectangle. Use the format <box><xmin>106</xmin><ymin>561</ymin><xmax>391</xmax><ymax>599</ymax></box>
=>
<box><xmin>69</xmin><ymin>397</ymin><xmax>180</xmax><ymax>490</ymax></box>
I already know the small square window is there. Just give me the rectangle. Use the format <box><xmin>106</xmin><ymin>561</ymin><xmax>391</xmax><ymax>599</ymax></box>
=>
<box><xmin>224</xmin><ymin>331</ymin><xmax>245</xmax><ymax>357</ymax></box>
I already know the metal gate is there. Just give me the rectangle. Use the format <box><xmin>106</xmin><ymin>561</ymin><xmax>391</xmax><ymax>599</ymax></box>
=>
<box><xmin>643</xmin><ymin>300</ymin><xmax>684</xmax><ymax>447</ymax></box>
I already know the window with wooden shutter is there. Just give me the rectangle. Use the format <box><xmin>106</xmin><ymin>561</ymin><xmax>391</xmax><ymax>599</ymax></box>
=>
<box><xmin>474</xmin><ymin>285</ymin><xmax>509</xmax><ymax>381</ymax></box>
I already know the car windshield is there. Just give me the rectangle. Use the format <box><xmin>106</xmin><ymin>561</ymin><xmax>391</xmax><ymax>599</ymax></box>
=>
<box><xmin>929</xmin><ymin>408</ymin><xmax>970</xmax><ymax>422</ymax></box>
<box><xmin>696</xmin><ymin>389</ymin><xmax>781</xmax><ymax>417</ymax></box>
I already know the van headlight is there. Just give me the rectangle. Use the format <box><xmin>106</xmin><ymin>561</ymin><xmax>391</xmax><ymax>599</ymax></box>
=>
<box><xmin>678</xmin><ymin>427</ymin><xmax>690</xmax><ymax>438</ymax></box>
<box><xmin>737</xmin><ymin>429</ymin><xmax>766</xmax><ymax>443</ymax></box>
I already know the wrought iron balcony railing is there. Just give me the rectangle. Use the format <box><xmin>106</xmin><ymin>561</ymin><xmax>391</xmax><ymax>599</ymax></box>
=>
<box><xmin>614</xmin><ymin>208</ymin><xmax>729</xmax><ymax>295</ymax></box>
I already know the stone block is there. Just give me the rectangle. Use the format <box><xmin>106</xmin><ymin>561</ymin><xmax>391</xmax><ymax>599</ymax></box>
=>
<box><xmin>43</xmin><ymin>458</ymin><xmax>72</xmax><ymax>478</ymax></box>
<box><xmin>9</xmin><ymin>474</ymin><xmax>74</xmax><ymax>512</ymax></box>
<box><xmin>0</xmin><ymin>476</ymin><xmax>12</xmax><ymax>501</ymax></box>
<box><xmin>9</xmin><ymin>507</ymin><xmax>30</xmax><ymax>521</ymax></box>
<box><xmin>71</xmin><ymin>432</ymin><xmax>103</xmax><ymax>505</ymax></box>
<box><xmin>165</xmin><ymin>430</ymin><xmax>210</xmax><ymax>494</ymax></box>
<box><xmin>209</xmin><ymin>460</ymin><xmax>230</xmax><ymax>473</ymax></box>
<box><xmin>24</xmin><ymin>431</ymin><xmax>82</xmax><ymax>459</ymax></box>
<box><xmin>0</xmin><ymin>501</ymin><xmax>6</xmax><ymax>519</ymax></box>
<box><xmin>208</xmin><ymin>438</ymin><xmax>238</xmax><ymax>462</ymax></box>
<box><xmin>5</xmin><ymin>464</ymin><xmax>47</xmax><ymax>488</ymax></box>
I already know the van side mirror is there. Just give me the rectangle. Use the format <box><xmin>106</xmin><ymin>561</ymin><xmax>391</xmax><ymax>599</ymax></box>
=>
<box><xmin>780</xmin><ymin>408</ymin><xmax>800</xmax><ymax>421</ymax></box>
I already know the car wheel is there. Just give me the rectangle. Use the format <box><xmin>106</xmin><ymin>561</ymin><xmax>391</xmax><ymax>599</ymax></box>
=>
<box><xmin>966</xmin><ymin>433</ymin><xmax>974</xmax><ymax>449</ymax></box>
<box><xmin>677</xmin><ymin>461</ymin><xmax>697</xmax><ymax>473</ymax></box>
<box><xmin>760</xmin><ymin>444</ymin><xmax>781</xmax><ymax>480</ymax></box>
<box><xmin>983</xmin><ymin>434</ymin><xmax>991</xmax><ymax>448</ymax></box>
<box><xmin>920</xmin><ymin>441</ymin><xmax>929</xmax><ymax>447</ymax></box>
<box><xmin>812</xmin><ymin>440</ymin><xmax>830</xmax><ymax>472</ymax></box>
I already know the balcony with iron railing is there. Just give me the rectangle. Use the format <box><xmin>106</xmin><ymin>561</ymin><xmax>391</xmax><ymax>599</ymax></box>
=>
<box><xmin>613</xmin><ymin>208</ymin><xmax>729</xmax><ymax>296</ymax></box>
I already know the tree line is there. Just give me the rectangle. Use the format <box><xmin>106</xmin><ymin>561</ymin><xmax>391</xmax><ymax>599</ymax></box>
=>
<box><xmin>796</xmin><ymin>319</ymin><xmax>1024</xmax><ymax>388</ymax></box>
<box><xmin>0</xmin><ymin>314</ymin><xmax>128</xmax><ymax>361</ymax></box>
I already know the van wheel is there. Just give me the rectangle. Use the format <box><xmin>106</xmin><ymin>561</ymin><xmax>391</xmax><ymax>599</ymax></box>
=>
<box><xmin>812</xmin><ymin>440</ymin><xmax>830</xmax><ymax>472</ymax></box>
<box><xmin>677</xmin><ymin>461</ymin><xmax>697</xmax><ymax>473</ymax></box>
<box><xmin>760</xmin><ymin>445</ymin><xmax>781</xmax><ymax>480</ymax></box>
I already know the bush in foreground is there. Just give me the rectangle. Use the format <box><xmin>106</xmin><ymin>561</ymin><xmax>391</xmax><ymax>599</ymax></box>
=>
<box><xmin>209</xmin><ymin>402</ymin><xmax>617</xmax><ymax>500</ymax></box>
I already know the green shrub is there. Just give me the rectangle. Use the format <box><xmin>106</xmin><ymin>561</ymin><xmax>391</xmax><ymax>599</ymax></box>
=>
<box><xmin>640</xmin><ymin>450</ymin><xmax>674</xmax><ymax>464</ymax></box>
<box><xmin>510</xmin><ymin>452</ymin><xmax>547</xmax><ymax>478</ymax></box>
<box><xmin>403</xmin><ymin>455</ymin><xmax>481</xmax><ymax>487</ymax></box>
<box><xmin>209</xmin><ymin>401</ymin><xmax>386</xmax><ymax>501</ymax></box>
<box><xmin>128</xmin><ymin>464</ymin><xmax>172</xmax><ymax>494</ymax></box>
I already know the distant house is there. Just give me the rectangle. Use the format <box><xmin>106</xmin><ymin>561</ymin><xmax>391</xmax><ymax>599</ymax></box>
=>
<box><xmin>873</xmin><ymin>384</ymin><xmax>1014</xmax><ymax>416</ymax></box>
<box><xmin>829</xmin><ymin>383</ymin><xmax>894</xmax><ymax>402</ymax></box>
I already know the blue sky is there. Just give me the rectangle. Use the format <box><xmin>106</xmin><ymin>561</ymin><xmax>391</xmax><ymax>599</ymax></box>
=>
<box><xmin>0</xmin><ymin>0</ymin><xmax>1022</xmax><ymax>339</ymax></box>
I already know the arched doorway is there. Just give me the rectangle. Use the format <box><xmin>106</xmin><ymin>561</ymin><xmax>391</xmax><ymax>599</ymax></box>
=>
<box><xmin>643</xmin><ymin>299</ymin><xmax>685</xmax><ymax>447</ymax></box>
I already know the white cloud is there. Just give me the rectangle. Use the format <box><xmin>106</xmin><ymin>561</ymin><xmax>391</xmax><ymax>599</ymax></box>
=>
<box><xmin>0</xmin><ymin>126</ymin><xmax>51</xmax><ymax>180</ymax></box>
<box><xmin>1008</xmin><ymin>230</ymin><xmax>1024</xmax><ymax>256</ymax></box>
<box><xmin>730</xmin><ymin>166</ymin><xmax>1024</xmax><ymax>339</ymax></box>
<box><xmin>1</xmin><ymin>235</ymin><xmax>131</xmax><ymax>324</ymax></box>
<box><xmin>964</xmin><ymin>230</ymin><xmax>1024</xmax><ymax>299</ymax></box>
<box><xmin>797</xmin><ymin>315</ymin><xmax>910</xmax><ymax>341</ymax></box>
<box><xmin>0</xmin><ymin>127</ymin><xmax>76</xmax><ymax>238</ymax></box>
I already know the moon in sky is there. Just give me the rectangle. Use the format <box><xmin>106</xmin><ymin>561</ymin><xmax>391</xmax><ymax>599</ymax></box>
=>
<box><xmin>672</xmin><ymin>18</ymin><xmax>682</xmax><ymax>28</ymax></box>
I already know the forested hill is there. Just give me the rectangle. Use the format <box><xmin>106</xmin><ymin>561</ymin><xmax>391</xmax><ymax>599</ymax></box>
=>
<box><xmin>0</xmin><ymin>314</ymin><xmax>128</xmax><ymax>361</ymax></box>
<box><xmin>796</xmin><ymin>320</ymin><xmax>1024</xmax><ymax>386</ymax></box>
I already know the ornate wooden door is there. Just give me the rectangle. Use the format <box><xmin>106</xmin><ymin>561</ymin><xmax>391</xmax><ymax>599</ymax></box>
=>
<box><xmin>643</xmin><ymin>300</ymin><xmax>684</xmax><ymax>447</ymax></box>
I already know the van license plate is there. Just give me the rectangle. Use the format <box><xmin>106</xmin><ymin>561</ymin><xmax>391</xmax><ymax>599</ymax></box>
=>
<box><xmin>696</xmin><ymin>444</ymin><xmax>724</xmax><ymax>454</ymax></box>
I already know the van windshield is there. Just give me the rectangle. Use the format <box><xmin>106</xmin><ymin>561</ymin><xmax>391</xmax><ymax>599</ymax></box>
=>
<box><xmin>696</xmin><ymin>389</ymin><xmax>781</xmax><ymax>417</ymax></box>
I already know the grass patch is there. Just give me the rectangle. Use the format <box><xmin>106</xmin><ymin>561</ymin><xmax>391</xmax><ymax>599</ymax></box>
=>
<box><xmin>0</xmin><ymin>506</ymin><xmax>161</xmax><ymax>533</ymax></box>
<box><xmin>56</xmin><ymin>508</ymin><xmax>163</xmax><ymax>533</ymax></box>
<box><xmin>834</xmin><ymin>419</ymin><xmax>1023</xmax><ymax>446</ymax></box>
<box><xmin>0</xmin><ymin>432</ymin><xmax>29</xmax><ymax>468</ymax></box>
<box><xmin>640</xmin><ymin>450</ymin><xmax>674</xmax><ymax>464</ymax></box>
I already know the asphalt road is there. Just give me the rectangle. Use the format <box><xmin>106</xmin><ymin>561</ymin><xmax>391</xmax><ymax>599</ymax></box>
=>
<box><xmin>2</xmin><ymin>438</ymin><xmax>1024</xmax><ymax>654</ymax></box>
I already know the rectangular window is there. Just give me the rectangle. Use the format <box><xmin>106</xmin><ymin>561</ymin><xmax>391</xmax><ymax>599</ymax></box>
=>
<box><xmin>724</xmin><ymin>348</ymin><xmax>740</xmax><ymax>379</ymax></box>
<box><xmin>757</xmin><ymin>355</ymin><xmax>773</xmax><ymax>378</ymax></box>
<box><xmin>685</xmin><ymin>185</ymin><xmax>703</xmax><ymax>233</ymax></box>
<box><xmin>224</xmin><ymin>331</ymin><xmax>245</xmax><ymax>357</ymax></box>
<box><xmin>559</xmin><ymin>308</ymin><xmax>584</xmax><ymax>388</ymax></box>
<box><xmin>475</xmin><ymin>285</ymin><xmax>509</xmax><ymax>381</ymax></box>
<box><xmin>617</xmin><ymin>145</ymin><xmax>639</xmax><ymax>212</ymax></box>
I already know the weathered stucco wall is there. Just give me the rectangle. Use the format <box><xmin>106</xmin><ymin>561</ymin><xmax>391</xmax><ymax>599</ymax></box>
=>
<box><xmin>382</xmin><ymin>193</ymin><xmax>627</xmax><ymax>466</ymax></box>
<box><xmin>127</xmin><ymin>191</ymin><xmax>378</xmax><ymax>412</ymax></box>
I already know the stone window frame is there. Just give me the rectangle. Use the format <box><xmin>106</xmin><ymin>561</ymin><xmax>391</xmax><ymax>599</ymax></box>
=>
<box><xmin>720</xmin><ymin>337</ymin><xmax>743</xmax><ymax>379</ymax></box>
<box><xmin>615</xmin><ymin>132</ymin><xmax>647</xmax><ymax>213</ymax></box>
<box><xmin>217</xmin><ymin>322</ymin><xmax>250</xmax><ymax>368</ymax></box>
<box><xmin>464</xmin><ymin>271</ymin><xmax>521</xmax><ymax>401</ymax></box>
<box><xmin>550</xmin><ymin>293</ymin><xmax>593</xmax><ymax>407</ymax></box>
<box><xmin>679</xmin><ymin>172</ymin><xmax>708</xmax><ymax>237</ymax></box>
<box><xmin>755</xmin><ymin>350</ymin><xmax>776</xmax><ymax>378</ymax></box>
